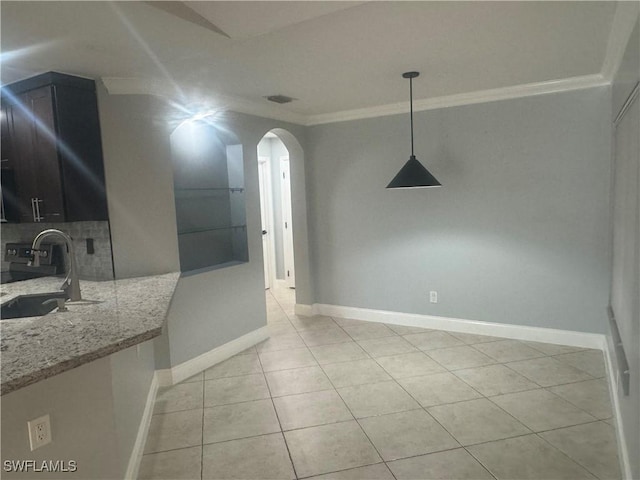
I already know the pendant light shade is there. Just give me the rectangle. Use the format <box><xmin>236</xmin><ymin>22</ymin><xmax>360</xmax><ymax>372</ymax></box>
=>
<box><xmin>386</xmin><ymin>71</ymin><xmax>441</xmax><ymax>189</ymax></box>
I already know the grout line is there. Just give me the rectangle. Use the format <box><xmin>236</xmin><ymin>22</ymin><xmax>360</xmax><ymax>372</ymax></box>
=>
<box><xmin>255</xmin><ymin>338</ymin><xmax>300</xmax><ymax>480</ymax></box>
<box><xmin>200</xmin><ymin>365</ymin><xmax>205</xmax><ymax>480</ymax></box>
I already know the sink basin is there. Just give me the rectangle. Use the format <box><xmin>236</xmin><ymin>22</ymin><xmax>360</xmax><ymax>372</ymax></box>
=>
<box><xmin>1</xmin><ymin>292</ymin><xmax>67</xmax><ymax>320</ymax></box>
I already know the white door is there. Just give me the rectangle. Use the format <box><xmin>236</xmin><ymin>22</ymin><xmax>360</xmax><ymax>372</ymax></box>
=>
<box><xmin>280</xmin><ymin>156</ymin><xmax>295</xmax><ymax>288</ymax></box>
<box><xmin>258</xmin><ymin>157</ymin><xmax>274</xmax><ymax>289</ymax></box>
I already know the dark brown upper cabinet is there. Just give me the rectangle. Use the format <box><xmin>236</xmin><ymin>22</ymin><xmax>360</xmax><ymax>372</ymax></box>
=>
<box><xmin>1</xmin><ymin>72</ymin><xmax>108</xmax><ymax>223</ymax></box>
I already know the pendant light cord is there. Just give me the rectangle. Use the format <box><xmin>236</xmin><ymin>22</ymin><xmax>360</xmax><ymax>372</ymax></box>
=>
<box><xmin>409</xmin><ymin>76</ymin><xmax>414</xmax><ymax>157</ymax></box>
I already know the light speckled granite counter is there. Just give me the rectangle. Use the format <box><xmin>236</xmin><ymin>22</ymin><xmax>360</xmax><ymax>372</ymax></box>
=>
<box><xmin>0</xmin><ymin>273</ymin><xmax>179</xmax><ymax>395</ymax></box>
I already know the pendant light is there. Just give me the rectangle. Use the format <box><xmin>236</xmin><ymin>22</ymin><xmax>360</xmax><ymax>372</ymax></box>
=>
<box><xmin>386</xmin><ymin>71</ymin><xmax>441</xmax><ymax>189</ymax></box>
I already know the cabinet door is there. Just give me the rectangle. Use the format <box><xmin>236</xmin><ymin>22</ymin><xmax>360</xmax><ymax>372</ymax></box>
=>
<box><xmin>1</xmin><ymin>103</ymin><xmax>20</xmax><ymax>221</ymax></box>
<box><xmin>8</xmin><ymin>93</ymin><xmax>40</xmax><ymax>222</ymax></box>
<box><xmin>28</xmin><ymin>86</ymin><xmax>65</xmax><ymax>222</ymax></box>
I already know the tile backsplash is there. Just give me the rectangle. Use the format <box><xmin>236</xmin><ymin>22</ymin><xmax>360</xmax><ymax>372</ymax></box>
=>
<box><xmin>1</xmin><ymin>221</ymin><xmax>115</xmax><ymax>280</ymax></box>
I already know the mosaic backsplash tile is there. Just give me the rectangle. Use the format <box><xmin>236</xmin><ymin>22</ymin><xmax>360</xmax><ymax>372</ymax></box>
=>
<box><xmin>1</xmin><ymin>221</ymin><xmax>114</xmax><ymax>280</ymax></box>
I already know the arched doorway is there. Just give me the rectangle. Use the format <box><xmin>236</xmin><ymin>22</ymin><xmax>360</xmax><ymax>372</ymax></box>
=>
<box><xmin>257</xmin><ymin>130</ymin><xmax>295</xmax><ymax>291</ymax></box>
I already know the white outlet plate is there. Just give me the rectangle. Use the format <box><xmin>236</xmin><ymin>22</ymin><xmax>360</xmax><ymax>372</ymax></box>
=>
<box><xmin>28</xmin><ymin>414</ymin><xmax>52</xmax><ymax>451</ymax></box>
<box><xmin>430</xmin><ymin>291</ymin><xmax>438</xmax><ymax>303</ymax></box>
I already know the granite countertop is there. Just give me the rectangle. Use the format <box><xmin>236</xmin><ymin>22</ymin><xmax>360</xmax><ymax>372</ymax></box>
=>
<box><xmin>0</xmin><ymin>272</ymin><xmax>180</xmax><ymax>395</ymax></box>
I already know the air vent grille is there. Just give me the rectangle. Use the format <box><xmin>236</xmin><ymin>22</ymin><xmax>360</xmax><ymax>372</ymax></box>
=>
<box><xmin>265</xmin><ymin>95</ymin><xmax>296</xmax><ymax>104</ymax></box>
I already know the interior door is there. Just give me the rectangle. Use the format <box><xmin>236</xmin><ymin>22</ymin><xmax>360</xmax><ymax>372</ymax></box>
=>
<box><xmin>280</xmin><ymin>156</ymin><xmax>295</xmax><ymax>288</ymax></box>
<box><xmin>258</xmin><ymin>157</ymin><xmax>272</xmax><ymax>289</ymax></box>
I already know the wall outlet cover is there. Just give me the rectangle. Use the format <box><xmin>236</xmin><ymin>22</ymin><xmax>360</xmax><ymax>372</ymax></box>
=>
<box><xmin>430</xmin><ymin>291</ymin><xmax>438</xmax><ymax>303</ymax></box>
<box><xmin>28</xmin><ymin>414</ymin><xmax>52</xmax><ymax>451</ymax></box>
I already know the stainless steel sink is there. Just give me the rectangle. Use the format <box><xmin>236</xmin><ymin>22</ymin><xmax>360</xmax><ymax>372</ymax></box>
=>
<box><xmin>0</xmin><ymin>292</ymin><xmax>67</xmax><ymax>320</ymax></box>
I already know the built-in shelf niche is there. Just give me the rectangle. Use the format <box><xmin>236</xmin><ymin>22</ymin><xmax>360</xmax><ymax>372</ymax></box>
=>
<box><xmin>171</xmin><ymin>119</ymin><xmax>248</xmax><ymax>273</ymax></box>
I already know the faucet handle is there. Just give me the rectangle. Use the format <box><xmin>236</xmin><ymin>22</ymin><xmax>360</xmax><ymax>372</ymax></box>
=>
<box><xmin>27</xmin><ymin>248</ymin><xmax>41</xmax><ymax>267</ymax></box>
<box><xmin>42</xmin><ymin>297</ymin><xmax>68</xmax><ymax>312</ymax></box>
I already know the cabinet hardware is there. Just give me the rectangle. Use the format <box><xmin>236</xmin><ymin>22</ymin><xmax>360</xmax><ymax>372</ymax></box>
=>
<box><xmin>31</xmin><ymin>198</ymin><xmax>36</xmax><ymax>222</ymax></box>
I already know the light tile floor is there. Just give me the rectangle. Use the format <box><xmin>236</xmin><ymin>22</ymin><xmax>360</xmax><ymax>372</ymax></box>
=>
<box><xmin>139</xmin><ymin>287</ymin><xmax>621</xmax><ymax>480</ymax></box>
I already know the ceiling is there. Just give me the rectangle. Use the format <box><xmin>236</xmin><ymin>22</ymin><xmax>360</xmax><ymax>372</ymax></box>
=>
<box><xmin>0</xmin><ymin>1</ymin><xmax>618</xmax><ymax>122</ymax></box>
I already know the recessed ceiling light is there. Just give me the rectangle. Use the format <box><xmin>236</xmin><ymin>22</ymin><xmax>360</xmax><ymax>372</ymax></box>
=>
<box><xmin>264</xmin><ymin>95</ymin><xmax>296</xmax><ymax>104</ymax></box>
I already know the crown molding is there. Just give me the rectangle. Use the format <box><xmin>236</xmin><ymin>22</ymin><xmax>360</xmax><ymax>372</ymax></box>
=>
<box><xmin>601</xmin><ymin>1</ymin><xmax>640</xmax><ymax>82</ymax></box>
<box><xmin>100</xmin><ymin>76</ymin><xmax>307</xmax><ymax>126</ymax></box>
<box><xmin>103</xmin><ymin>73</ymin><xmax>608</xmax><ymax>128</ymax></box>
<box><xmin>305</xmin><ymin>74</ymin><xmax>608</xmax><ymax>126</ymax></box>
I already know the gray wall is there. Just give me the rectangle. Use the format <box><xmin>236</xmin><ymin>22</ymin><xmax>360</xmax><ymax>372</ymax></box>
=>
<box><xmin>110</xmin><ymin>341</ymin><xmax>156</xmax><ymax>478</ymax></box>
<box><xmin>306</xmin><ymin>86</ymin><xmax>611</xmax><ymax>334</ymax></box>
<box><xmin>608</xmin><ymin>15</ymin><xmax>639</xmax><ymax>480</ymax></box>
<box><xmin>97</xmin><ymin>88</ymin><xmax>181</xmax><ymax>279</ymax></box>
<box><xmin>0</xmin><ymin>343</ymin><xmax>154</xmax><ymax>479</ymax></box>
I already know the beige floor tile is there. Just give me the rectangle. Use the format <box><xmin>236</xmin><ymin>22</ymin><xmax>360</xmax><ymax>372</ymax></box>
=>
<box><xmin>403</xmin><ymin>331</ymin><xmax>464</xmax><ymax>351</ymax></box>
<box><xmin>337</xmin><ymin>381</ymin><xmax>420</xmax><ymax>418</ymax></box>
<box><xmin>267</xmin><ymin>309</ymin><xmax>291</xmax><ymax>324</ymax></box>
<box><xmin>507</xmin><ymin>357</ymin><xmax>593</xmax><ymax>387</ymax></box>
<box><xmin>154</xmin><ymin>381</ymin><xmax>203</xmax><ymax>414</ymax></box>
<box><xmin>341</xmin><ymin>323</ymin><xmax>397</xmax><ymax>341</ymax></box>
<box><xmin>144</xmin><ymin>409</ymin><xmax>203</xmax><ymax>454</ymax></box>
<box><xmin>540</xmin><ymin>421</ymin><xmax>621</xmax><ymax>480</ymax></box>
<box><xmin>284</xmin><ymin>421</ymin><xmax>381</xmax><ymax>478</ymax></box>
<box><xmin>204</xmin><ymin>352</ymin><xmax>262</xmax><ymax>379</ymax></box>
<box><xmin>204</xmin><ymin>373</ymin><xmax>270</xmax><ymax>407</ymax></box>
<box><xmin>265</xmin><ymin>366</ymin><xmax>334</xmax><ymax>397</ymax></box>
<box><xmin>257</xmin><ymin>332</ymin><xmax>306</xmax><ymax>352</ymax></box>
<box><xmin>554</xmin><ymin>350</ymin><xmax>606</xmax><ymax>378</ymax></box>
<box><xmin>385</xmin><ymin>323</ymin><xmax>432</xmax><ymax>335</ymax></box>
<box><xmin>332</xmin><ymin>317</ymin><xmax>370</xmax><ymax>327</ymax></box>
<box><xmin>448</xmin><ymin>332</ymin><xmax>502</xmax><ymax>345</ymax></box>
<box><xmin>138</xmin><ymin>446</ymin><xmax>202</xmax><ymax>479</ymax></box>
<box><xmin>490</xmin><ymin>389</ymin><xmax>596</xmax><ymax>432</ymax></box>
<box><xmin>398</xmin><ymin>372</ymin><xmax>482</xmax><ymax>407</ymax></box>
<box><xmin>426</xmin><ymin>345</ymin><xmax>495</xmax><ymax>371</ymax></box>
<box><xmin>202</xmin><ymin>398</ymin><xmax>280</xmax><ymax>444</ymax></box>
<box><xmin>259</xmin><ymin>347</ymin><xmax>318</xmax><ymax>372</ymax></box>
<box><xmin>291</xmin><ymin>315</ymin><xmax>337</xmax><ymax>331</ymax></box>
<box><xmin>387</xmin><ymin>448</ymin><xmax>494</xmax><ymax>480</ymax></box>
<box><xmin>274</xmin><ymin>389</ymin><xmax>353</xmax><ymax>430</ymax></box>
<box><xmin>522</xmin><ymin>341</ymin><xmax>585</xmax><ymax>356</ymax></box>
<box><xmin>427</xmin><ymin>398</ymin><xmax>530</xmax><ymax>446</ymax></box>
<box><xmin>549</xmin><ymin>379</ymin><xmax>613</xmax><ymax>419</ymax></box>
<box><xmin>322</xmin><ymin>359</ymin><xmax>391</xmax><ymax>387</ymax></box>
<box><xmin>202</xmin><ymin>433</ymin><xmax>295</xmax><ymax>480</ymax></box>
<box><xmin>467</xmin><ymin>434</ymin><xmax>596</xmax><ymax>479</ymax></box>
<box><xmin>454</xmin><ymin>364</ymin><xmax>539</xmax><ymax>396</ymax></box>
<box><xmin>267</xmin><ymin>321</ymin><xmax>298</xmax><ymax>336</ymax></box>
<box><xmin>356</xmin><ymin>336</ymin><xmax>417</xmax><ymax>357</ymax></box>
<box><xmin>375</xmin><ymin>351</ymin><xmax>445</xmax><ymax>379</ymax></box>
<box><xmin>299</xmin><ymin>326</ymin><xmax>353</xmax><ymax>347</ymax></box>
<box><xmin>308</xmin><ymin>464</ymin><xmax>394</xmax><ymax>479</ymax></box>
<box><xmin>358</xmin><ymin>409</ymin><xmax>459</xmax><ymax>461</ymax></box>
<box><xmin>179</xmin><ymin>372</ymin><xmax>204</xmax><ymax>384</ymax></box>
<box><xmin>472</xmin><ymin>339</ymin><xmax>545</xmax><ymax>362</ymax></box>
<box><xmin>310</xmin><ymin>342</ymin><xmax>370</xmax><ymax>365</ymax></box>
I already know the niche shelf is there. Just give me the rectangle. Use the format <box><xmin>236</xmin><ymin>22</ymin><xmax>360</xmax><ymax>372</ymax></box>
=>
<box><xmin>170</xmin><ymin>120</ymin><xmax>248</xmax><ymax>273</ymax></box>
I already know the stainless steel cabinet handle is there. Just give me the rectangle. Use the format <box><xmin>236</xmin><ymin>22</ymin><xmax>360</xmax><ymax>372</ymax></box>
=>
<box><xmin>31</xmin><ymin>198</ymin><xmax>36</xmax><ymax>222</ymax></box>
<box><xmin>35</xmin><ymin>198</ymin><xmax>43</xmax><ymax>222</ymax></box>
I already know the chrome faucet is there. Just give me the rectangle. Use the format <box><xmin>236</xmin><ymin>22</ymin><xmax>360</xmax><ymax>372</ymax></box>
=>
<box><xmin>29</xmin><ymin>229</ymin><xmax>82</xmax><ymax>301</ymax></box>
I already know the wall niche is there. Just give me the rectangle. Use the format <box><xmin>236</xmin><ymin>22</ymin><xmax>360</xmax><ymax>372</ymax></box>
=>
<box><xmin>170</xmin><ymin>117</ymin><xmax>248</xmax><ymax>273</ymax></box>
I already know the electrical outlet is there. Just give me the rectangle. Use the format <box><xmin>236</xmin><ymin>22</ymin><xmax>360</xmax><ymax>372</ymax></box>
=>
<box><xmin>429</xmin><ymin>291</ymin><xmax>438</xmax><ymax>303</ymax></box>
<box><xmin>28</xmin><ymin>414</ymin><xmax>52</xmax><ymax>451</ymax></box>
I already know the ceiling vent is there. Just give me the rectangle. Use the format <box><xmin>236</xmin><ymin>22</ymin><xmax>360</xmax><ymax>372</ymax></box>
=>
<box><xmin>265</xmin><ymin>95</ymin><xmax>296</xmax><ymax>104</ymax></box>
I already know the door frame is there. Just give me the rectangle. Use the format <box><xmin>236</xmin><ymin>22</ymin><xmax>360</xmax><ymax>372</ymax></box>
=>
<box><xmin>258</xmin><ymin>156</ymin><xmax>276</xmax><ymax>289</ymax></box>
<box><xmin>280</xmin><ymin>155</ymin><xmax>295</xmax><ymax>288</ymax></box>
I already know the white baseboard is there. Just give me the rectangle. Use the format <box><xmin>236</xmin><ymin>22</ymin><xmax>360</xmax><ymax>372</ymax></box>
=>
<box><xmin>156</xmin><ymin>326</ymin><xmax>269</xmax><ymax>387</ymax></box>
<box><xmin>603</xmin><ymin>335</ymin><xmax>633</xmax><ymax>480</ymax></box>
<box><xmin>298</xmin><ymin>302</ymin><xmax>605</xmax><ymax>350</ymax></box>
<box><xmin>125</xmin><ymin>373</ymin><xmax>158</xmax><ymax>480</ymax></box>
